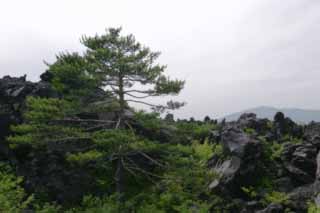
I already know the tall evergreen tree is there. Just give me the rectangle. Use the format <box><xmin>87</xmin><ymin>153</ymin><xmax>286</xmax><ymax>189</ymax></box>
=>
<box><xmin>81</xmin><ymin>28</ymin><xmax>185</xmax><ymax>121</ymax></box>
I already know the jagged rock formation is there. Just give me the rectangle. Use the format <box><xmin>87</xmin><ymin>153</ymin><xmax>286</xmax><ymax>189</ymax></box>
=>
<box><xmin>208</xmin><ymin>121</ymin><xmax>263</xmax><ymax>198</ymax></box>
<box><xmin>209</xmin><ymin>112</ymin><xmax>320</xmax><ymax>212</ymax></box>
<box><xmin>0</xmin><ymin>76</ymin><xmax>57</xmax><ymax>159</ymax></box>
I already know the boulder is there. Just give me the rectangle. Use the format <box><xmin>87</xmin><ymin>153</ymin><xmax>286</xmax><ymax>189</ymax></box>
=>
<box><xmin>274</xmin><ymin>177</ymin><xmax>294</xmax><ymax>193</ymax></box>
<box><xmin>304</xmin><ymin>122</ymin><xmax>320</xmax><ymax>148</ymax></box>
<box><xmin>317</xmin><ymin>151</ymin><xmax>320</xmax><ymax>180</ymax></box>
<box><xmin>0</xmin><ymin>75</ymin><xmax>56</xmax><ymax>102</ymax></box>
<box><xmin>256</xmin><ymin>203</ymin><xmax>283</xmax><ymax>213</ymax></box>
<box><xmin>209</xmin><ymin>124</ymin><xmax>263</xmax><ymax>196</ymax></box>
<box><xmin>238</xmin><ymin>113</ymin><xmax>257</xmax><ymax>126</ymax></box>
<box><xmin>237</xmin><ymin>113</ymin><xmax>270</xmax><ymax>135</ymax></box>
<box><xmin>288</xmin><ymin>183</ymin><xmax>320</xmax><ymax>211</ymax></box>
<box><xmin>0</xmin><ymin>76</ymin><xmax>58</xmax><ymax>159</ymax></box>
<box><xmin>209</xmin><ymin>156</ymin><xmax>241</xmax><ymax>190</ymax></box>
<box><xmin>304</xmin><ymin>122</ymin><xmax>320</xmax><ymax>139</ymax></box>
<box><xmin>243</xmin><ymin>200</ymin><xmax>262</xmax><ymax>212</ymax></box>
<box><xmin>281</xmin><ymin>143</ymin><xmax>318</xmax><ymax>184</ymax></box>
<box><xmin>16</xmin><ymin>149</ymin><xmax>97</xmax><ymax>204</ymax></box>
<box><xmin>273</xmin><ymin>112</ymin><xmax>302</xmax><ymax>139</ymax></box>
<box><xmin>220</xmin><ymin>123</ymin><xmax>260</xmax><ymax>158</ymax></box>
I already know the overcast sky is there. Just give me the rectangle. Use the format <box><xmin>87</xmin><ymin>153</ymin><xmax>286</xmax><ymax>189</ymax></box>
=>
<box><xmin>1</xmin><ymin>0</ymin><xmax>320</xmax><ymax>119</ymax></box>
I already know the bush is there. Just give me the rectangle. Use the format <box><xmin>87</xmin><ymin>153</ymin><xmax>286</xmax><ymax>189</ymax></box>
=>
<box><xmin>0</xmin><ymin>163</ymin><xmax>33</xmax><ymax>212</ymax></box>
<box><xmin>307</xmin><ymin>201</ymin><xmax>320</xmax><ymax>213</ymax></box>
<box><xmin>263</xmin><ymin>191</ymin><xmax>289</xmax><ymax>206</ymax></box>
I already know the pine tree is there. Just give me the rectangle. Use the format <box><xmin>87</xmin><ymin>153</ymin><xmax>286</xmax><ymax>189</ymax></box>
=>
<box><xmin>81</xmin><ymin>28</ymin><xmax>185</xmax><ymax>122</ymax></box>
<box><xmin>45</xmin><ymin>53</ymin><xmax>98</xmax><ymax>102</ymax></box>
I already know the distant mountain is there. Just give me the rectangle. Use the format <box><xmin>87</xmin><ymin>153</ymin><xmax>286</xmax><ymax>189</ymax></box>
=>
<box><xmin>222</xmin><ymin>106</ymin><xmax>320</xmax><ymax>123</ymax></box>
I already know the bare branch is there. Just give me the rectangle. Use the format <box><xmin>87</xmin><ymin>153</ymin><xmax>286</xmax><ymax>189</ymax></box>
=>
<box><xmin>125</xmin><ymin>157</ymin><xmax>163</xmax><ymax>183</ymax></box>
<box><xmin>122</xmin><ymin>159</ymin><xmax>139</xmax><ymax>180</ymax></box>
<box><xmin>123</xmin><ymin>76</ymin><xmax>151</xmax><ymax>84</ymax></box>
<box><xmin>115</xmin><ymin>117</ymin><xmax>121</xmax><ymax>129</ymax></box>
<box><xmin>124</xmin><ymin>89</ymin><xmax>156</xmax><ymax>94</ymax></box>
<box><xmin>84</xmin><ymin>124</ymin><xmax>111</xmax><ymax>132</ymax></box>
<box><xmin>137</xmin><ymin>151</ymin><xmax>165</xmax><ymax>168</ymax></box>
<box><xmin>127</xmin><ymin>165</ymin><xmax>164</xmax><ymax>179</ymax></box>
<box><xmin>125</xmin><ymin>99</ymin><xmax>160</xmax><ymax>108</ymax></box>
<box><xmin>125</xmin><ymin>93</ymin><xmax>155</xmax><ymax>99</ymax></box>
<box><xmin>109</xmin><ymin>85</ymin><xmax>119</xmax><ymax>93</ymax></box>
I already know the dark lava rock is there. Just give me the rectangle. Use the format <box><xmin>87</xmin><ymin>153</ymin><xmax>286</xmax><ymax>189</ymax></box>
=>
<box><xmin>0</xmin><ymin>76</ymin><xmax>57</xmax><ymax>125</ymax></box>
<box><xmin>317</xmin><ymin>151</ymin><xmax>320</xmax><ymax>181</ymax></box>
<box><xmin>209</xmin><ymin>156</ymin><xmax>241</xmax><ymax>190</ymax></box>
<box><xmin>304</xmin><ymin>122</ymin><xmax>320</xmax><ymax>139</ymax></box>
<box><xmin>238</xmin><ymin>113</ymin><xmax>271</xmax><ymax>135</ymax></box>
<box><xmin>256</xmin><ymin>203</ymin><xmax>283</xmax><ymax>213</ymax></box>
<box><xmin>274</xmin><ymin>177</ymin><xmax>294</xmax><ymax>193</ymax></box>
<box><xmin>304</xmin><ymin>122</ymin><xmax>320</xmax><ymax>148</ymax></box>
<box><xmin>0</xmin><ymin>76</ymin><xmax>58</xmax><ymax>160</ymax></box>
<box><xmin>209</xmin><ymin>124</ymin><xmax>263</xmax><ymax>196</ymax></box>
<box><xmin>287</xmin><ymin>182</ymin><xmax>320</xmax><ymax>211</ymax></box>
<box><xmin>16</xmin><ymin>148</ymin><xmax>97</xmax><ymax>204</ymax></box>
<box><xmin>220</xmin><ymin>123</ymin><xmax>260</xmax><ymax>158</ymax></box>
<box><xmin>0</xmin><ymin>75</ymin><xmax>57</xmax><ymax>102</ymax></box>
<box><xmin>210</xmin><ymin>130</ymin><xmax>221</xmax><ymax>143</ymax></box>
<box><xmin>273</xmin><ymin>112</ymin><xmax>303</xmax><ymax>139</ymax></box>
<box><xmin>281</xmin><ymin>143</ymin><xmax>318</xmax><ymax>184</ymax></box>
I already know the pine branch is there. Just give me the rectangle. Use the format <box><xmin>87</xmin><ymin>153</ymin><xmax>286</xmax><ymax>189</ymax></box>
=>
<box><xmin>125</xmin><ymin>93</ymin><xmax>155</xmax><ymax>99</ymax></box>
<box><xmin>84</xmin><ymin>124</ymin><xmax>111</xmax><ymax>132</ymax></box>
<box><xmin>124</xmin><ymin>89</ymin><xmax>156</xmax><ymax>94</ymax></box>
<box><xmin>127</xmin><ymin>165</ymin><xmax>164</xmax><ymax>179</ymax></box>
<box><xmin>122</xmin><ymin>159</ymin><xmax>139</xmax><ymax>180</ymax></box>
<box><xmin>51</xmin><ymin>118</ymin><xmax>116</xmax><ymax>125</ymax></box>
<box><xmin>125</xmin><ymin>99</ymin><xmax>161</xmax><ymax>108</ymax></box>
<box><xmin>137</xmin><ymin>151</ymin><xmax>165</xmax><ymax>168</ymax></box>
<box><xmin>47</xmin><ymin>136</ymin><xmax>91</xmax><ymax>143</ymax></box>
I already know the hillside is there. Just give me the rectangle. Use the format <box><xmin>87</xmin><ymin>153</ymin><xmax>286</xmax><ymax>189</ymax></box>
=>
<box><xmin>222</xmin><ymin>106</ymin><xmax>320</xmax><ymax>123</ymax></box>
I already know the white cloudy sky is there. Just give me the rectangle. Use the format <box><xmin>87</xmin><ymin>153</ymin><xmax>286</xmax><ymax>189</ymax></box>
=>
<box><xmin>1</xmin><ymin>0</ymin><xmax>320</xmax><ymax>119</ymax></box>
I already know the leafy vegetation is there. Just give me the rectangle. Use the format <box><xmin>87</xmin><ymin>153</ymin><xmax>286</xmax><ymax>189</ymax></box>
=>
<box><xmin>0</xmin><ymin>163</ymin><xmax>33</xmax><ymax>212</ymax></box>
<box><xmin>307</xmin><ymin>200</ymin><xmax>320</xmax><ymax>213</ymax></box>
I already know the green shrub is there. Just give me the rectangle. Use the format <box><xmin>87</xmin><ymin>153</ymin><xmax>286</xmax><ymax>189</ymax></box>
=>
<box><xmin>270</xmin><ymin>142</ymin><xmax>284</xmax><ymax>160</ymax></box>
<box><xmin>212</xmin><ymin>143</ymin><xmax>224</xmax><ymax>157</ymax></box>
<box><xmin>0</xmin><ymin>163</ymin><xmax>33</xmax><ymax>213</ymax></box>
<box><xmin>263</xmin><ymin>191</ymin><xmax>289</xmax><ymax>205</ymax></box>
<box><xmin>67</xmin><ymin>150</ymin><xmax>103</xmax><ymax>165</ymax></box>
<box><xmin>244</xmin><ymin>128</ymin><xmax>256</xmax><ymax>135</ymax></box>
<box><xmin>192</xmin><ymin>139</ymin><xmax>214</xmax><ymax>161</ymax></box>
<box><xmin>307</xmin><ymin>201</ymin><xmax>320</xmax><ymax>213</ymax></box>
<box><xmin>241</xmin><ymin>186</ymin><xmax>258</xmax><ymax>199</ymax></box>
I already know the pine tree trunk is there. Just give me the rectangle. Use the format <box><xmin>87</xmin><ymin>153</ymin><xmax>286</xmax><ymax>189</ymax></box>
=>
<box><xmin>115</xmin><ymin>156</ymin><xmax>124</xmax><ymax>202</ymax></box>
<box><xmin>118</xmin><ymin>74</ymin><xmax>125</xmax><ymax>125</ymax></box>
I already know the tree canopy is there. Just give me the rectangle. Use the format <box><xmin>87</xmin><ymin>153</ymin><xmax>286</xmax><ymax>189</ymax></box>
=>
<box><xmin>47</xmin><ymin>27</ymin><xmax>185</xmax><ymax>119</ymax></box>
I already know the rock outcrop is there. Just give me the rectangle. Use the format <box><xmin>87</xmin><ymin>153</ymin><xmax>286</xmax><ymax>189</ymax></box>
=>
<box><xmin>209</xmin><ymin>122</ymin><xmax>263</xmax><ymax>197</ymax></box>
<box><xmin>209</xmin><ymin>112</ymin><xmax>320</xmax><ymax>212</ymax></box>
<box><xmin>0</xmin><ymin>76</ymin><xmax>57</xmax><ymax>159</ymax></box>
